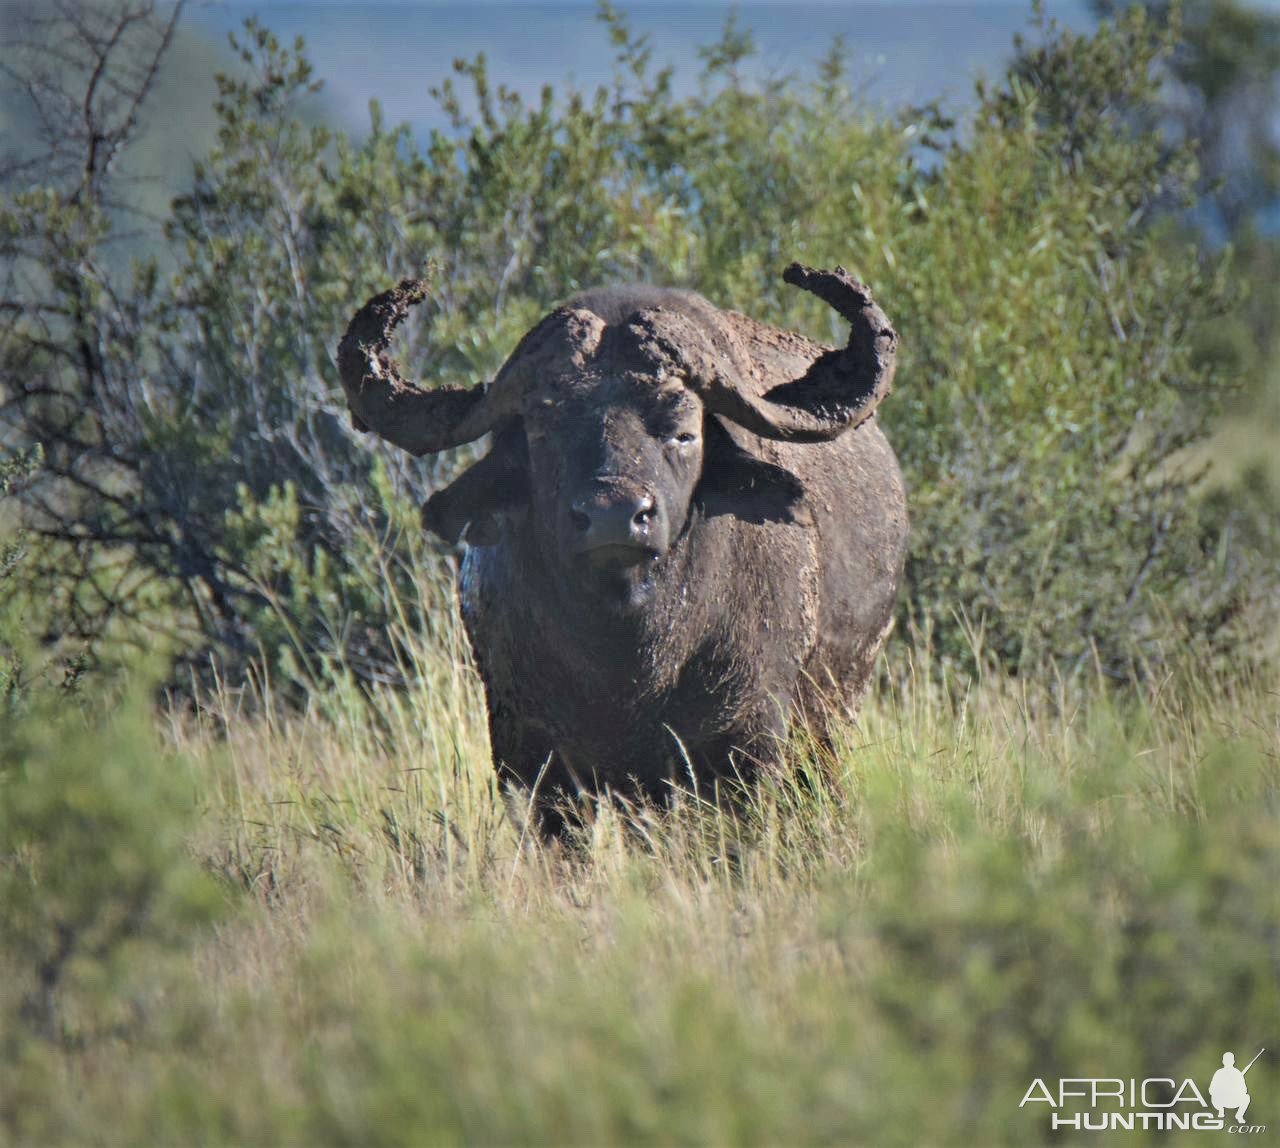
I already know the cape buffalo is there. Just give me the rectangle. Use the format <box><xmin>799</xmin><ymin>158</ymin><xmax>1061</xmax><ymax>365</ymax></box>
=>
<box><xmin>338</xmin><ymin>264</ymin><xmax>907</xmax><ymax>834</ymax></box>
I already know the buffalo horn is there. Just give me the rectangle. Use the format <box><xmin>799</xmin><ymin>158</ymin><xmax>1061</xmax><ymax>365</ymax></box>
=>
<box><xmin>700</xmin><ymin>263</ymin><xmax>898</xmax><ymax>443</ymax></box>
<box><xmin>337</xmin><ymin>278</ymin><xmax>515</xmax><ymax>456</ymax></box>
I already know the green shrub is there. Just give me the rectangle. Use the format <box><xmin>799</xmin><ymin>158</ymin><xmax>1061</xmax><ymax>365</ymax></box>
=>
<box><xmin>0</xmin><ymin>692</ymin><xmax>224</xmax><ymax>1054</ymax></box>
<box><xmin>0</xmin><ymin>444</ymin><xmax>42</xmax><ymax>707</ymax></box>
<box><xmin>1</xmin><ymin>3</ymin><xmax>1274</xmax><ymax>691</ymax></box>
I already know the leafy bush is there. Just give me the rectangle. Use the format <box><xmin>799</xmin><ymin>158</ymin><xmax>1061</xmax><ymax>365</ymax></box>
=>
<box><xmin>1</xmin><ymin>444</ymin><xmax>42</xmax><ymax>706</ymax></box>
<box><xmin>0</xmin><ymin>3</ymin><xmax>1274</xmax><ymax>691</ymax></box>
<box><xmin>0</xmin><ymin>689</ymin><xmax>223</xmax><ymax>1086</ymax></box>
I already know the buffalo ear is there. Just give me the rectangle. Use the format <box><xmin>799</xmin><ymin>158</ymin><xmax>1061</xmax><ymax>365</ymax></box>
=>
<box><xmin>421</xmin><ymin>434</ymin><xmax>528</xmax><ymax>546</ymax></box>
<box><xmin>695</xmin><ymin>418</ymin><xmax>811</xmax><ymax>526</ymax></box>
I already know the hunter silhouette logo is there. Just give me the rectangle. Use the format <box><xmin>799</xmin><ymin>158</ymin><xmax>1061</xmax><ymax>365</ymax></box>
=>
<box><xmin>1209</xmin><ymin>1049</ymin><xmax>1264</xmax><ymax>1124</ymax></box>
<box><xmin>1019</xmin><ymin>1046</ymin><xmax>1268</xmax><ymax>1133</ymax></box>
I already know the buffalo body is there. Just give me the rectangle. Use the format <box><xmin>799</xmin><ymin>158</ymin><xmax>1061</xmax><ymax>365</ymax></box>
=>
<box><xmin>339</xmin><ymin>266</ymin><xmax>907</xmax><ymax>831</ymax></box>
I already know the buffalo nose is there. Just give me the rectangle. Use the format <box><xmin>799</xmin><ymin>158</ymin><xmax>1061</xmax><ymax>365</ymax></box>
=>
<box><xmin>570</xmin><ymin>491</ymin><xmax>657</xmax><ymax>549</ymax></box>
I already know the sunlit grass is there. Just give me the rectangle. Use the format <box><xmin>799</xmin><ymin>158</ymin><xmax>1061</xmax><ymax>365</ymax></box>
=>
<box><xmin>3</xmin><ymin>581</ymin><xmax>1278</xmax><ymax>1143</ymax></box>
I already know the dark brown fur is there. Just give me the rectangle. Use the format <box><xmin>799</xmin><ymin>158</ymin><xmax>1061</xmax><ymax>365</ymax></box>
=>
<box><xmin>339</xmin><ymin>267</ymin><xmax>908</xmax><ymax>834</ymax></box>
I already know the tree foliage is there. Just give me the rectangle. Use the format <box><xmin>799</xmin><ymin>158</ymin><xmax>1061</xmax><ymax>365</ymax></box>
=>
<box><xmin>1094</xmin><ymin>0</ymin><xmax>1280</xmax><ymax>235</ymax></box>
<box><xmin>0</xmin><ymin>1</ymin><xmax>1275</xmax><ymax>692</ymax></box>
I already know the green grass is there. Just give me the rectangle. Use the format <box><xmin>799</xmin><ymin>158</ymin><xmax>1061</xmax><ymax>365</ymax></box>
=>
<box><xmin>2</xmin><ymin>589</ymin><xmax>1278</xmax><ymax>1145</ymax></box>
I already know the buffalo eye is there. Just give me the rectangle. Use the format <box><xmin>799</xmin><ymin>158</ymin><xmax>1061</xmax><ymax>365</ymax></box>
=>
<box><xmin>668</xmin><ymin>431</ymin><xmax>698</xmax><ymax>446</ymax></box>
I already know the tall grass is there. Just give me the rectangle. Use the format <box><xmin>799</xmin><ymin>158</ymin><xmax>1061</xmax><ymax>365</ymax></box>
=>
<box><xmin>3</xmin><ymin>555</ymin><xmax>1276</xmax><ymax>1145</ymax></box>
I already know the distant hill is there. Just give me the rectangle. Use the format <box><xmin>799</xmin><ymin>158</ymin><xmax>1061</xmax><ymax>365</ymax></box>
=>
<box><xmin>183</xmin><ymin>2</ymin><xmax>1096</xmax><ymax>144</ymax></box>
<box><xmin>3</xmin><ymin>2</ymin><xmax>1095</xmax><ymax>205</ymax></box>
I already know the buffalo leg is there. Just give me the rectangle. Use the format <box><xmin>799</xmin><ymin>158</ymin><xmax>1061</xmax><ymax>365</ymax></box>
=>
<box><xmin>486</xmin><ymin>707</ymin><xmax>582</xmax><ymax>838</ymax></box>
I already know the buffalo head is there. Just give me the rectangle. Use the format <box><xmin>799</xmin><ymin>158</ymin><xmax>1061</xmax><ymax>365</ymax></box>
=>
<box><xmin>337</xmin><ymin>265</ymin><xmax>898</xmax><ymax>606</ymax></box>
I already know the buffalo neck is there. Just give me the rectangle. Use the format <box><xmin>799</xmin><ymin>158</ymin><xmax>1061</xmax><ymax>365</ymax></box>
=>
<box><xmin>506</xmin><ymin>510</ymin><xmax>732</xmax><ymax>695</ymax></box>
